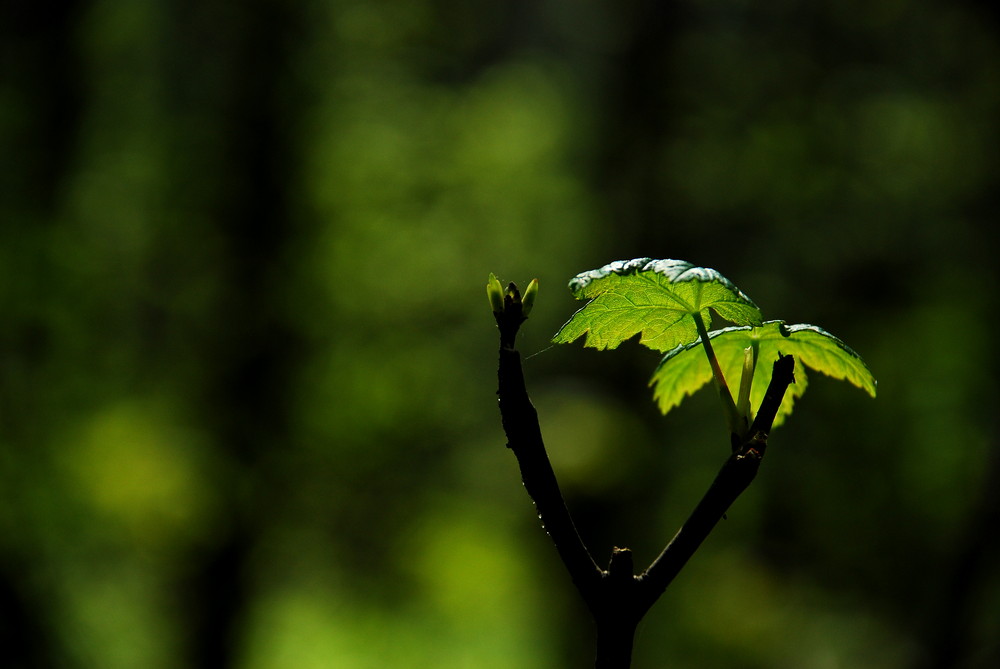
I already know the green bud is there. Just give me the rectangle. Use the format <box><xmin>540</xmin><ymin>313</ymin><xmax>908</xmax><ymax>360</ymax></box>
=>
<box><xmin>504</xmin><ymin>282</ymin><xmax>520</xmax><ymax>306</ymax></box>
<box><xmin>487</xmin><ymin>273</ymin><xmax>505</xmax><ymax>313</ymax></box>
<box><xmin>521</xmin><ymin>278</ymin><xmax>539</xmax><ymax>316</ymax></box>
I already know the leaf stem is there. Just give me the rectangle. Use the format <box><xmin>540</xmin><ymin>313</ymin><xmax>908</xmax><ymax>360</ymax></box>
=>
<box><xmin>735</xmin><ymin>347</ymin><xmax>753</xmax><ymax>428</ymax></box>
<box><xmin>692</xmin><ymin>312</ymin><xmax>741</xmax><ymax>438</ymax></box>
<box><xmin>735</xmin><ymin>339</ymin><xmax>759</xmax><ymax>430</ymax></box>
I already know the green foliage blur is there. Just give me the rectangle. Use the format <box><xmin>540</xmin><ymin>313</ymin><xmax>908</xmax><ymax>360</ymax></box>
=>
<box><xmin>3</xmin><ymin>0</ymin><xmax>1000</xmax><ymax>667</ymax></box>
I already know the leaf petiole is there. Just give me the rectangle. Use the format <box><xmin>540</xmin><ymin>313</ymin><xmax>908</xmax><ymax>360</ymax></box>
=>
<box><xmin>735</xmin><ymin>342</ymin><xmax>758</xmax><ymax>430</ymax></box>
<box><xmin>692</xmin><ymin>311</ymin><xmax>742</xmax><ymax>437</ymax></box>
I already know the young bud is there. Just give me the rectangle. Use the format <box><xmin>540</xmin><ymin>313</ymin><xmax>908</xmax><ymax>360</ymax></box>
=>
<box><xmin>487</xmin><ymin>273</ymin><xmax>505</xmax><ymax>313</ymax></box>
<box><xmin>504</xmin><ymin>282</ymin><xmax>520</xmax><ymax>310</ymax></box>
<box><xmin>521</xmin><ymin>278</ymin><xmax>539</xmax><ymax>316</ymax></box>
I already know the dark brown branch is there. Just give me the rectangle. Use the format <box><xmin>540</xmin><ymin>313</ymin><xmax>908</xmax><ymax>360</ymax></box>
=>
<box><xmin>750</xmin><ymin>353</ymin><xmax>796</xmax><ymax>439</ymax></box>
<box><xmin>492</xmin><ymin>292</ymin><xmax>796</xmax><ymax>667</ymax></box>
<box><xmin>495</xmin><ymin>307</ymin><xmax>638</xmax><ymax>666</ymax></box>
<box><xmin>637</xmin><ymin>354</ymin><xmax>795</xmax><ymax>612</ymax></box>
<box><xmin>495</xmin><ymin>300</ymin><xmax>603</xmax><ymax>596</ymax></box>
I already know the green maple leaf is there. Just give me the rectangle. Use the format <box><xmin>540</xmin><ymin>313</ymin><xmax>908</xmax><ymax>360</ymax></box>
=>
<box><xmin>552</xmin><ymin>258</ymin><xmax>763</xmax><ymax>352</ymax></box>
<box><xmin>649</xmin><ymin>321</ymin><xmax>877</xmax><ymax>428</ymax></box>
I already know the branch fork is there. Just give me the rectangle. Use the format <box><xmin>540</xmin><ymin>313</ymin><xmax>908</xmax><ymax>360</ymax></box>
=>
<box><xmin>493</xmin><ymin>284</ymin><xmax>795</xmax><ymax>667</ymax></box>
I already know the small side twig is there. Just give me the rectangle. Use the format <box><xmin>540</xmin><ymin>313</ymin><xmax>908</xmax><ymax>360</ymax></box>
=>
<box><xmin>637</xmin><ymin>354</ymin><xmax>795</xmax><ymax>613</ymax></box>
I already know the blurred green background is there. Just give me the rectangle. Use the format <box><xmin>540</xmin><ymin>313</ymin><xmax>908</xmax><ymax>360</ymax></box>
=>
<box><xmin>3</xmin><ymin>0</ymin><xmax>1000</xmax><ymax>667</ymax></box>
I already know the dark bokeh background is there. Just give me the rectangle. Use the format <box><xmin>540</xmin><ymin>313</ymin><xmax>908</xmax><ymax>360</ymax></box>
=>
<box><xmin>3</xmin><ymin>1</ymin><xmax>999</xmax><ymax>667</ymax></box>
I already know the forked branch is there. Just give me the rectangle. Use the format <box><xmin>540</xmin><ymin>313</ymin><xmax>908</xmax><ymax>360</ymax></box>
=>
<box><xmin>493</xmin><ymin>287</ymin><xmax>795</xmax><ymax>667</ymax></box>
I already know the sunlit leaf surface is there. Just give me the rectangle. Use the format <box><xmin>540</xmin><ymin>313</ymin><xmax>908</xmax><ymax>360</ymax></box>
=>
<box><xmin>552</xmin><ymin>258</ymin><xmax>762</xmax><ymax>352</ymax></box>
<box><xmin>650</xmin><ymin>321</ymin><xmax>877</xmax><ymax>427</ymax></box>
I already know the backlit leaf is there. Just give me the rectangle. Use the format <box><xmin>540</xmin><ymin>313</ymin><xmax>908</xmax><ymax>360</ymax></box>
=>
<box><xmin>552</xmin><ymin>258</ymin><xmax>762</xmax><ymax>352</ymax></box>
<box><xmin>649</xmin><ymin>321</ymin><xmax>877</xmax><ymax>427</ymax></box>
